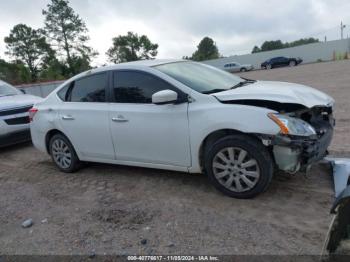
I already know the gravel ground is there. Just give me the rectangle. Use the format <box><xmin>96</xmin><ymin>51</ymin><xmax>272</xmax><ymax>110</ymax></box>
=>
<box><xmin>1</xmin><ymin>60</ymin><xmax>349</xmax><ymax>255</ymax></box>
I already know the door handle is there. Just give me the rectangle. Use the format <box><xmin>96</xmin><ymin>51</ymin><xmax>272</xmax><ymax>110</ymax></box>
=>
<box><xmin>62</xmin><ymin>115</ymin><xmax>75</xmax><ymax>120</ymax></box>
<box><xmin>112</xmin><ymin>116</ymin><xmax>128</xmax><ymax>122</ymax></box>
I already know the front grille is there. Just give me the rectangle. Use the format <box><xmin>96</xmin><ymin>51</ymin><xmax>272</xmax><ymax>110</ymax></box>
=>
<box><xmin>0</xmin><ymin>105</ymin><xmax>33</xmax><ymax>117</ymax></box>
<box><xmin>4</xmin><ymin>116</ymin><xmax>30</xmax><ymax>125</ymax></box>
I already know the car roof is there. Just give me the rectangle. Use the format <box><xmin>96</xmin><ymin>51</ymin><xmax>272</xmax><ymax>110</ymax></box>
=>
<box><xmin>92</xmin><ymin>59</ymin><xmax>184</xmax><ymax>73</ymax></box>
<box><xmin>69</xmin><ymin>59</ymin><xmax>185</xmax><ymax>82</ymax></box>
<box><xmin>117</xmin><ymin>59</ymin><xmax>183</xmax><ymax>67</ymax></box>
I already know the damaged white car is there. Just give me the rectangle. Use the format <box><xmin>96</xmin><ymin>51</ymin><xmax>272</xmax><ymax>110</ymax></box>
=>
<box><xmin>30</xmin><ymin>60</ymin><xmax>335</xmax><ymax>198</ymax></box>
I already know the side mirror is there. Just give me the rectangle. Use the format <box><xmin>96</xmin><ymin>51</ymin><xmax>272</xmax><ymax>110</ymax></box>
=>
<box><xmin>152</xmin><ymin>89</ymin><xmax>178</xmax><ymax>105</ymax></box>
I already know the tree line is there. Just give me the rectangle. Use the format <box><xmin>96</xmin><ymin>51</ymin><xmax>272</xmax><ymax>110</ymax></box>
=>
<box><xmin>0</xmin><ymin>0</ymin><xmax>318</xmax><ymax>85</ymax></box>
<box><xmin>251</xmin><ymin>38</ymin><xmax>319</xmax><ymax>53</ymax></box>
<box><xmin>0</xmin><ymin>0</ymin><xmax>159</xmax><ymax>84</ymax></box>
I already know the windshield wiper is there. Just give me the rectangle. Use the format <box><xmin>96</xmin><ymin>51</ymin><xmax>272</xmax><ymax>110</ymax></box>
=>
<box><xmin>0</xmin><ymin>94</ymin><xmax>15</xmax><ymax>97</ymax></box>
<box><xmin>240</xmin><ymin>77</ymin><xmax>257</xmax><ymax>83</ymax></box>
<box><xmin>230</xmin><ymin>79</ymin><xmax>256</xmax><ymax>89</ymax></box>
<box><xmin>202</xmin><ymin>88</ymin><xmax>228</xmax><ymax>94</ymax></box>
<box><xmin>202</xmin><ymin>78</ymin><xmax>257</xmax><ymax>94</ymax></box>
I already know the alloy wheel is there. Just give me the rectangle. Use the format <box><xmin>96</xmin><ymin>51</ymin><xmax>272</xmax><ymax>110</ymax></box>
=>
<box><xmin>212</xmin><ymin>147</ymin><xmax>260</xmax><ymax>192</ymax></box>
<box><xmin>51</xmin><ymin>138</ymin><xmax>72</xmax><ymax>169</ymax></box>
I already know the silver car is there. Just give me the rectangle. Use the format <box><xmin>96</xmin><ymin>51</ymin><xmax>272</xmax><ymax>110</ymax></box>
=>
<box><xmin>0</xmin><ymin>80</ymin><xmax>42</xmax><ymax>147</ymax></box>
<box><xmin>223</xmin><ymin>62</ymin><xmax>254</xmax><ymax>72</ymax></box>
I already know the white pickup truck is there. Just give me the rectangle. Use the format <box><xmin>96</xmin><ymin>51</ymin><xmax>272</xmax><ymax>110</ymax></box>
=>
<box><xmin>0</xmin><ymin>80</ymin><xmax>42</xmax><ymax>147</ymax></box>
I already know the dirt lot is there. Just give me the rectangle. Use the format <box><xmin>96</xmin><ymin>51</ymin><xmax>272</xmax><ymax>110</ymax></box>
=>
<box><xmin>1</xmin><ymin>60</ymin><xmax>350</xmax><ymax>255</ymax></box>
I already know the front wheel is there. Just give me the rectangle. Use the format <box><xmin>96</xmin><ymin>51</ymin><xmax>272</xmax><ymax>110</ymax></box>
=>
<box><xmin>289</xmin><ymin>60</ymin><xmax>296</xmax><ymax>66</ymax></box>
<box><xmin>240</xmin><ymin>67</ymin><xmax>247</xmax><ymax>72</ymax></box>
<box><xmin>266</xmin><ymin>64</ymin><xmax>272</xmax><ymax>69</ymax></box>
<box><xmin>204</xmin><ymin>135</ymin><xmax>273</xmax><ymax>199</ymax></box>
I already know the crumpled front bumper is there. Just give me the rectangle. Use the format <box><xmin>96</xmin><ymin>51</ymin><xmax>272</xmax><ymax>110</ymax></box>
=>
<box><xmin>269</xmin><ymin>120</ymin><xmax>334</xmax><ymax>173</ymax></box>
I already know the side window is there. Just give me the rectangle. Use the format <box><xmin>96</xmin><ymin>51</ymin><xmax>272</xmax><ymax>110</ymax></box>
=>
<box><xmin>113</xmin><ymin>71</ymin><xmax>180</xmax><ymax>104</ymax></box>
<box><xmin>57</xmin><ymin>83</ymin><xmax>71</xmax><ymax>101</ymax></box>
<box><xmin>69</xmin><ymin>73</ymin><xmax>107</xmax><ymax>102</ymax></box>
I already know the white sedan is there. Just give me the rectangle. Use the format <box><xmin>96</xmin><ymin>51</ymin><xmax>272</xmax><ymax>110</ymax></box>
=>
<box><xmin>30</xmin><ymin>60</ymin><xmax>335</xmax><ymax>198</ymax></box>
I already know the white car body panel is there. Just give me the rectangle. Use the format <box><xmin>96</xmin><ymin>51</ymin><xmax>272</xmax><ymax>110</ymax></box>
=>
<box><xmin>187</xmin><ymin>97</ymin><xmax>280</xmax><ymax>172</ymax></box>
<box><xmin>0</xmin><ymin>94</ymin><xmax>42</xmax><ymax>111</ymax></box>
<box><xmin>30</xmin><ymin>59</ymin><xmax>334</xmax><ymax>174</ymax></box>
<box><xmin>109</xmin><ymin>102</ymin><xmax>191</xmax><ymax>166</ymax></box>
<box><xmin>58</xmin><ymin>102</ymin><xmax>115</xmax><ymax>160</ymax></box>
<box><xmin>213</xmin><ymin>81</ymin><xmax>334</xmax><ymax>108</ymax></box>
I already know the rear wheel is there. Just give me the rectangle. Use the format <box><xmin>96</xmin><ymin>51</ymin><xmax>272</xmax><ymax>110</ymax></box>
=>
<box><xmin>204</xmin><ymin>135</ymin><xmax>273</xmax><ymax>198</ymax></box>
<box><xmin>49</xmin><ymin>134</ymin><xmax>81</xmax><ymax>173</ymax></box>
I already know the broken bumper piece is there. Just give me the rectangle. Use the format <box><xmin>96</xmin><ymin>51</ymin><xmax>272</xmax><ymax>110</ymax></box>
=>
<box><xmin>325</xmin><ymin>158</ymin><xmax>350</xmax><ymax>197</ymax></box>
<box><xmin>270</xmin><ymin>123</ymin><xmax>333</xmax><ymax>173</ymax></box>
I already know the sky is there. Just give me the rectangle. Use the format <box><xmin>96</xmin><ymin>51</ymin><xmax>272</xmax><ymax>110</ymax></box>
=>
<box><xmin>0</xmin><ymin>0</ymin><xmax>349</xmax><ymax>66</ymax></box>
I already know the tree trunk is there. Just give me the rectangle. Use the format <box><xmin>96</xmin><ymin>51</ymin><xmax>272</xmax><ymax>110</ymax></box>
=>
<box><xmin>62</xmin><ymin>29</ymin><xmax>74</xmax><ymax>75</ymax></box>
<box><xmin>27</xmin><ymin>58</ymin><xmax>37</xmax><ymax>82</ymax></box>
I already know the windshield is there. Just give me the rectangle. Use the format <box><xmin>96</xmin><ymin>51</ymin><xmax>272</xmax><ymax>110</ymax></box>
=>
<box><xmin>154</xmin><ymin>61</ymin><xmax>244</xmax><ymax>94</ymax></box>
<box><xmin>0</xmin><ymin>82</ymin><xmax>20</xmax><ymax>97</ymax></box>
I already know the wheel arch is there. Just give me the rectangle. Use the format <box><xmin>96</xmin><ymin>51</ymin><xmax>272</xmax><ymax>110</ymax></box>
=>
<box><xmin>198</xmin><ymin>129</ymin><xmax>263</xmax><ymax>172</ymax></box>
<box><xmin>45</xmin><ymin>129</ymin><xmax>67</xmax><ymax>154</ymax></box>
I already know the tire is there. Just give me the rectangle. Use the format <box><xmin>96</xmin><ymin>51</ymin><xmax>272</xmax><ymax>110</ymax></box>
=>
<box><xmin>289</xmin><ymin>60</ymin><xmax>296</xmax><ymax>67</ymax></box>
<box><xmin>266</xmin><ymin>64</ymin><xmax>272</xmax><ymax>69</ymax></box>
<box><xmin>240</xmin><ymin>67</ymin><xmax>247</xmax><ymax>72</ymax></box>
<box><xmin>204</xmin><ymin>134</ymin><xmax>273</xmax><ymax>199</ymax></box>
<box><xmin>49</xmin><ymin>133</ymin><xmax>81</xmax><ymax>173</ymax></box>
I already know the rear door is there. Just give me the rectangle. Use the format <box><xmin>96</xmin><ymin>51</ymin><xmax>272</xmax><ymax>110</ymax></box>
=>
<box><xmin>58</xmin><ymin>72</ymin><xmax>115</xmax><ymax>160</ymax></box>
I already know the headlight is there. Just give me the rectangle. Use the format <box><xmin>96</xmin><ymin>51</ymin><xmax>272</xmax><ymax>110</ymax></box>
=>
<box><xmin>268</xmin><ymin>113</ymin><xmax>316</xmax><ymax>136</ymax></box>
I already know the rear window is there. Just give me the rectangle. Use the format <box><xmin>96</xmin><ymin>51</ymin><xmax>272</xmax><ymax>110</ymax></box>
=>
<box><xmin>57</xmin><ymin>84</ymin><xmax>70</xmax><ymax>101</ymax></box>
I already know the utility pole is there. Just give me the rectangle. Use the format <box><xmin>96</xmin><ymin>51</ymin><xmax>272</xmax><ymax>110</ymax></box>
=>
<box><xmin>341</xmin><ymin>21</ymin><xmax>346</xmax><ymax>39</ymax></box>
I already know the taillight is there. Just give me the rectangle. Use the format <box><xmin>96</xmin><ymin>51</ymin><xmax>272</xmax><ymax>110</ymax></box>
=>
<box><xmin>29</xmin><ymin>108</ymin><xmax>38</xmax><ymax>122</ymax></box>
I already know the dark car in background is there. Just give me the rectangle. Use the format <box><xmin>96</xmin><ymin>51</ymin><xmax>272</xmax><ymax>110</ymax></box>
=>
<box><xmin>261</xmin><ymin>56</ymin><xmax>303</xmax><ymax>69</ymax></box>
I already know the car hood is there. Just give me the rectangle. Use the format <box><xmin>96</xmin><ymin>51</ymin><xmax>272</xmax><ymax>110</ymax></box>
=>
<box><xmin>212</xmin><ymin>80</ymin><xmax>334</xmax><ymax>108</ymax></box>
<box><xmin>0</xmin><ymin>94</ymin><xmax>43</xmax><ymax>111</ymax></box>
